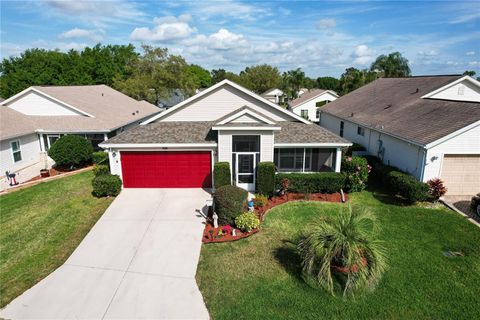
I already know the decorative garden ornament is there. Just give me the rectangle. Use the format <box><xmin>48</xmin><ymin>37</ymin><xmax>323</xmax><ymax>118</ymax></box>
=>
<box><xmin>212</xmin><ymin>212</ymin><xmax>218</xmax><ymax>228</ymax></box>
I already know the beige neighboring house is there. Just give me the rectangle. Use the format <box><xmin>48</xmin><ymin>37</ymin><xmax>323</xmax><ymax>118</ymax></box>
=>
<box><xmin>289</xmin><ymin>89</ymin><xmax>339</xmax><ymax>122</ymax></box>
<box><xmin>0</xmin><ymin>85</ymin><xmax>160</xmax><ymax>190</ymax></box>
<box><xmin>261</xmin><ymin>88</ymin><xmax>285</xmax><ymax>104</ymax></box>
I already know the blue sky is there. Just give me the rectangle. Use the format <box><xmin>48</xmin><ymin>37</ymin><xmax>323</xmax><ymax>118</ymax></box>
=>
<box><xmin>1</xmin><ymin>0</ymin><xmax>479</xmax><ymax>77</ymax></box>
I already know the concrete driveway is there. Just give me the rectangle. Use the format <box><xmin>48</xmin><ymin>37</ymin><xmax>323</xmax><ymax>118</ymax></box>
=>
<box><xmin>1</xmin><ymin>188</ymin><xmax>211</xmax><ymax>319</ymax></box>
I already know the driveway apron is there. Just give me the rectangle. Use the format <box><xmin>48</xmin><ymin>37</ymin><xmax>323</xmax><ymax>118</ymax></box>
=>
<box><xmin>1</xmin><ymin>188</ymin><xmax>211</xmax><ymax>319</ymax></box>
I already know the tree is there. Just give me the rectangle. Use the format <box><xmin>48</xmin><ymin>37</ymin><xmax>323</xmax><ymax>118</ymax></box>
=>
<box><xmin>316</xmin><ymin>76</ymin><xmax>340</xmax><ymax>91</ymax></box>
<box><xmin>187</xmin><ymin>64</ymin><xmax>212</xmax><ymax>88</ymax></box>
<box><xmin>338</xmin><ymin>67</ymin><xmax>377</xmax><ymax>95</ymax></box>
<box><xmin>463</xmin><ymin>70</ymin><xmax>476</xmax><ymax>77</ymax></box>
<box><xmin>113</xmin><ymin>45</ymin><xmax>195</xmax><ymax>105</ymax></box>
<box><xmin>239</xmin><ymin>64</ymin><xmax>282</xmax><ymax>94</ymax></box>
<box><xmin>370</xmin><ymin>52</ymin><xmax>411</xmax><ymax>77</ymax></box>
<box><xmin>0</xmin><ymin>44</ymin><xmax>137</xmax><ymax>98</ymax></box>
<box><xmin>211</xmin><ymin>68</ymin><xmax>242</xmax><ymax>85</ymax></box>
<box><xmin>282</xmin><ymin>68</ymin><xmax>306</xmax><ymax>98</ymax></box>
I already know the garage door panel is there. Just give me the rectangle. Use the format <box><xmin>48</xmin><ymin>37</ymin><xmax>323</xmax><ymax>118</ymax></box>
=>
<box><xmin>121</xmin><ymin>151</ymin><xmax>212</xmax><ymax>188</ymax></box>
<box><xmin>441</xmin><ymin>154</ymin><xmax>480</xmax><ymax>195</ymax></box>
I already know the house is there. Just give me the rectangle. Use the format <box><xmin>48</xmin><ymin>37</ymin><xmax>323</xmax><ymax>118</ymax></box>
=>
<box><xmin>261</xmin><ymin>88</ymin><xmax>285</xmax><ymax>104</ymax></box>
<box><xmin>289</xmin><ymin>89</ymin><xmax>338</xmax><ymax>122</ymax></box>
<box><xmin>0</xmin><ymin>85</ymin><xmax>160</xmax><ymax>188</ymax></box>
<box><xmin>101</xmin><ymin>80</ymin><xmax>351</xmax><ymax>192</ymax></box>
<box><xmin>320</xmin><ymin>75</ymin><xmax>480</xmax><ymax>195</ymax></box>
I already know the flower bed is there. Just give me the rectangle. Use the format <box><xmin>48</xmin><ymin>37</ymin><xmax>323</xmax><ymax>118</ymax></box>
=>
<box><xmin>202</xmin><ymin>191</ymin><xmax>347</xmax><ymax>244</ymax></box>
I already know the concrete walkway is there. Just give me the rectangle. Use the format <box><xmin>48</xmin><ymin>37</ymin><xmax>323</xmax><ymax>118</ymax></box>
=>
<box><xmin>1</xmin><ymin>189</ymin><xmax>211</xmax><ymax>319</ymax></box>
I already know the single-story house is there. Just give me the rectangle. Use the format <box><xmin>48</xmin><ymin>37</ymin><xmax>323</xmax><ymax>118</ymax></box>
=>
<box><xmin>101</xmin><ymin>80</ymin><xmax>351</xmax><ymax>192</ymax></box>
<box><xmin>289</xmin><ymin>89</ymin><xmax>338</xmax><ymax>122</ymax></box>
<box><xmin>261</xmin><ymin>88</ymin><xmax>285</xmax><ymax>104</ymax></box>
<box><xmin>320</xmin><ymin>75</ymin><xmax>480</xmax><ymax>195</ymax></box>
<box><xmin>0</xmin><ymin>85</ymin><xmax>160</xmax><ymax>188</ymax></box>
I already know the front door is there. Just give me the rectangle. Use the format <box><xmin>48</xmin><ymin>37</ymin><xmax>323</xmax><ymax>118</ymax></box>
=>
<box><xmin>236</xmin><ymin>152</ymin><xmax>256</xmax><ymax>192</ymax></box>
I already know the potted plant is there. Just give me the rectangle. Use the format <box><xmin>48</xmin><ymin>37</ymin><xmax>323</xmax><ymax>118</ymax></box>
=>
<box><xmin>40</xmin><ymin>168</ymin><xmax>50</xmax><ymax>177</ymax></box>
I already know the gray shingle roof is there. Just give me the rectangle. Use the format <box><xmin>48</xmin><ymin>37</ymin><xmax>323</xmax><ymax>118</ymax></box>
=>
<box><xmin>103</xmin><ymin>122</ymin><xmax>217</xmax><ymax>144</ymax></box>
<box><xmin>321</xmin><ymin>75</ymin><xmax>480</xmax><ymax>145</ymax></box>
<box><xmin>275</xmin><ymin>122</ymin><xmax>349</xmax><ymax>144</ymax></box>
<box><xmin>290</xmin><ymin>89</ymin><xmax>328</xmax><ymax>107</ymax></box>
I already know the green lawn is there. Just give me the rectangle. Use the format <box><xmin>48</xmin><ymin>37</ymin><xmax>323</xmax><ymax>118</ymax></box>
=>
<box><xmin>0</xmin><ymin>171</ymin><xmax>113</xmax><ymax>307</ymax></box>
<box><xmin>196</xmin><ymin>190</ymin><xmax>480</xmax><ymax>320</ymax></box>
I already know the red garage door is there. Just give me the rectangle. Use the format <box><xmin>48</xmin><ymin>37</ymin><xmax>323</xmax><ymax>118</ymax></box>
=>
<box><xmin>120</xmin><ymin>151</ymin><xmax>212</xmax><ymax>188</ymax></box>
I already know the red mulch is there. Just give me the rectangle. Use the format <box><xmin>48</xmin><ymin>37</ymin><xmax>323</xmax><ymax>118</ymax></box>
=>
<box><xmin>202</xmin><ymin>192</ymin><xmax>347</xmax><ymax>244</ymax></box>
<box><xmin>24</xmin><ymin>166</ymin><xmax>90</xmax><ymax>183</ymax></box>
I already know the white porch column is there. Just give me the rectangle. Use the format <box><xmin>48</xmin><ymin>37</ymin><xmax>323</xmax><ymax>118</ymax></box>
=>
<box><xmin>103</xmin><ymin>133</ymin><xmax>108</xmax><ymax>141</ymax></box>
<box><xmin>335</xmin><ymin>147</ymin><xmax>342</xmax><ymax>172</ymax></box>
<box><xmin>39</xmin><ymin>133</ymin><xmax>46</xmax><ymax>152</ymax></box>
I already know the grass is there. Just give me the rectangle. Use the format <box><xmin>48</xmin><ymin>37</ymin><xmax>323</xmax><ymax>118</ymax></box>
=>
<box><xmin>196</xmin><ymin>189</ymin><xmax>480</xmax><ymax>320</ymax></box>
<box><xmin>0</xmin><ymin>171</ymin><xmax>113</xmax><ymax>307</ymax></box>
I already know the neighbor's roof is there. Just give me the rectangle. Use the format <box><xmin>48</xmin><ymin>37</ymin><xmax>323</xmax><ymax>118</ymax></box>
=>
<box><xmin>0</xmin><ymin>107</ymin><xmax>37</xmax><ymax>140</ymax></box>
<box><xmin>102</xmin><ymin>121</ymin><xmax>217</xmax><ymax>145</ymax></box>
<box><xmin>262</xmin><ymin>88</ymin><xmax>283</xmax><ymax>96</ymax></box>
<box><xmin>275</xmin><ymin>121</ymin><xmax>350</xmax><ymax>144</ymax></box>
<box><xmin>289</xmin><ymin>89</ymin><xmax>331</xmax><ymax>107</ymax></box>
<box><xmin>321</xmin><ymin>75</ymin><xmax>480</xmax><ymax>146</ymax></box>
<box><xmin>0</xmin><ymin>85</ymin><xmax>160</xmax><ymax>138</ymax></box>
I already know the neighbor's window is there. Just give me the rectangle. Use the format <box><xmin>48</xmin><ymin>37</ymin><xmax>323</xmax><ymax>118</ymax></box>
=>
<box><xmin>316</xmin><ymin>109</ymin><xmax>320</xmax><ymax>119</ymax></box>
<box><xmin>11</xmin><ymin>140</ymin><xmax>22</xmax><ymax>162</ymax></box>
<box><xmin>301</xmin><ymin>110</ymin><xmax>309</xmax><ymax>119</ymax></box>
<box><xmin>357</xmin><ymin>126</ymin><xmax>365</xmax><ymax>136</ymax></box>
<box><xmin>340</xmin><ymin>121</ymin><xmax>344</xmax><ymax>137</ymax></box>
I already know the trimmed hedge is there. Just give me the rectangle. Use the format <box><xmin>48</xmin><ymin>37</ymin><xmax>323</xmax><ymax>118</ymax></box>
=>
<box><xmin>214</xmin><ymin>185</ymin><xmax>248</xmax><ymax>225</ymax></box>
<box><xmin>92</xmin><ymin>174</ymin><xmax>122</xmax><ymax>197</ymax></box>
<box><xmin>387</xmin><ymin>171</ymin><xmax>429</xmax><ymax>203</ymax></box>
<box><xmin>92</xmin><ymin>164</ymin><xmax>110</xmax><ymax>176</ymax></box>
<box><xmin>256</xmin><ymin>162</ymin><xmax>275</xmax><ymax>195</ymax></box>
<box><xmin>92</xmin><ymin>151</ymin><xmax>109</xmax><ymax>164</ymax></box>
<box><xmin>48</xmin><ymin>135</ymin><xmax>93</xmax><ymax>167</ymax></box>
<box><xmin>275</xmin><ymin>172</ymin><xmax>345</xmax><ymax>194</ymax></box>
<box><xmin>214</xmin><ymin>162</ymin><xmax>231</xmax><ymax>189</ymax></box>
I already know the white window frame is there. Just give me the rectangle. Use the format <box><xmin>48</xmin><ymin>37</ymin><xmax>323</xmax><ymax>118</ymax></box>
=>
<box><xmin>46</xmin><ymin>134</ymin><xmax>61</xmax><ymax>149</ymax></box>
<box><xmin>275</xmin><ymin>148</ymin><xmax>312</xmax><ymax>173</ymax></box>
<box><xmin>10</xmin><ymin>139</ymin><xmax>22</xmax><ymax>163</ymax></box>
<box><xmin>357</xmin><ymin>126</ymin><xmax>365</xmax><ymax>136</ymax></box>
<box><xmin>300</xmin><ymin>109</ymin><xmax>309</xmax><ymax>119</ymax></box>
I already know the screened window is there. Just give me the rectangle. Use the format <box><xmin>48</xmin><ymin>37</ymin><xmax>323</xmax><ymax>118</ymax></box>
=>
<box><xmin>11</xmin><ymin>140</ymin><xmax>22</xmax><ymax>162</ymax></box>
<box><xmin>301</xmin><ymin>110</ymin><xmax>309</xmax><ymax>119</ymax></box>
<box><xmin>274</xmin><ymin>148</ymin><xmax>334</xmax><ymax>173</ymax></box>
<box><xmin>340</xmin><ymin>121</ymin><xmax>344</xmax><ymax>137</ymax></box>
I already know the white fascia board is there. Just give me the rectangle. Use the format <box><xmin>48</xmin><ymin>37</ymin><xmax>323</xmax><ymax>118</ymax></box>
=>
<box><xmin>35</xmin><ymin>129</ymin><xmax>110</xmax><ymax>134</ymax></box>
<box><xmin>217</xmin><ymin>109</ymin><xmax>276</xmax><ymax>125</ymax></box>
<box><xmin>141</xmin><ymin>79</ymin><xmax>310</xmax><ymax>124</ymax></box>
<box><xmin>2</xmin><ymin>87</ymin><xmax>95</xmax><ymax>118</ymax></box>
<box><xmin>275</xmin><ymin>142</ymin><xmax>352</xmax><ymax>147</ymax></box>
<box><xmin>421</xmin><ymin>76</ymin><xmax>480</xmax><ymax>99</ymax></box>
<box><xmin>99</xmin><ymin>143</ymin><xmax>218</xmax><ymax>149</ymax></box>
<box><xmin>424</xmin><ymin>120</ymin><xmax>480</xmax><ymax>149</ymax></box>
<box><xmin>212</xmin><ymin>126</ymin><xmax>281</xmax><ymax>131</ymax></box>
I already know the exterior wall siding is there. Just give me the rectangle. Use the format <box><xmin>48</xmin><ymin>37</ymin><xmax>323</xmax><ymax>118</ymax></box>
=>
<box><xmin>429</xmin><ymin>80</ymin><xmax>480</xmax><ymax>102</ymax></box>
<box><xmin>6</xmin><ymin>92</ymin><xmax>82</xmax><ymax>116</ymax></box>
<box><xmin>162</xmin><ymin>85</ymin><xmax>293</xmax><ymax>122</ymax></box>
<box><xmin>1</xmin><ymin>133</ymin><xmax>41</xmax><ymax>175</ymax></box>
<box><xmin>292</xmin><ymin>92</ymin><xmax>338</xmax><ymax>122</ymax></box>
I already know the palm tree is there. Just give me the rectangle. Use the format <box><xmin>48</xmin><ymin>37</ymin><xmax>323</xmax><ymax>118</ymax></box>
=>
<box><xmin>298</xmin><ymin>206</ymin><xmax>387</xmax><ymax>296</ymax></box>
<box><xmin>282</xmin><ymin>68</ymin><xmax>305</xmax><ymax>98</ymax></box>
<box><xmin>370</xmin><ymin>52</ymin><xmax>411</xmax><ymax>77</ymax></box>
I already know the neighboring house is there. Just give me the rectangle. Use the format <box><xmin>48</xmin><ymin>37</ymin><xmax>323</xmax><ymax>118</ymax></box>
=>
<box><xmin>101</xmin><ymin>80</ymin><xmax>351</xmax><ymax>192</ymax></box>
<box><xmin>262</xmin><ymin>88</ymin><xmax>285</xmax><ymax>104</ymax></box>
<box><xmin>0</xmin><ymin>85</ymin><xmax>160</xmax><ymax>188</ymax></box>
<box><xmin>289</xmin><ymin>89</ymin><xmax>339</xmax><ymax>122</ymax></box>
<box><xmin>320</xmin><ymin>75</ymin><xmax>480</xmax><ymax>195</ymax></box>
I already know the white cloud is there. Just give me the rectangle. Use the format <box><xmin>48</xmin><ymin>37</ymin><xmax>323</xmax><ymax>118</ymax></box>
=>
<box><xmin>186</xmin><ymin>0</ymin><xmax>268</xmax><ymax>21</ymax></box>
<box><xmin>466</xmin><ymin>51</ymin><xmax>476</xmax><ymax>56</ymax></box>
<box><xmin>279</xmin><ymin>7</ymin><xmax>291</xmax><ymax>16</ymax></box>
<box><xmin>317</xmin><ymin>18</ymin><xmax>336</xmax><ymax>30</ymax></box>
<box><xmin>469</xmin><ymin>61</ymin><xmax>480</xmax><ymax>66</ymax></box>
<box><xmin>352</xmin><ymin>44</ymin><xmax>375</xmax><ymax>65</ymax></box>
<box><xmin>208</xmin><ymin>29</ymin><xmax>248</xmax><ymax>50</ymax></box>
<box><xmin>130</xmin><ymin>15</ymin><xmax>196</xmax><ymax>42</ymax></box>
<box><xmin>59</xmin><ymin>28</ymin><xmax>104</xmax><ymax>42</ymax></box>
<box><xmin>417</xmin><ymin>50</ymin><xmax>438</xmax><ymax>56</ymax></box>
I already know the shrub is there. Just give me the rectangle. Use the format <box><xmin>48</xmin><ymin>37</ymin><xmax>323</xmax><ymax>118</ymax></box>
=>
<box><xmin>256</xmin><ymin>162</ymin><xmax>276</xmax><ymax>195</ymax></box>
<box><xmin>275</xmin><ymin>173</ymin><xmax>345</xmax><ymax>194</ymax></box>
<box><xmin>427</xmin><ymin>178</ymin><xmax>447</xmax><ymax>200</ymax></box>
<box><xmin>92</xmin><ymin>174</ymin><xmax>122</xmax><ymax>197</ymax></box>
<box><xmin>341</xmin><ymin>156</ymin><xmax>370</xmax><ymax>192</ymax></box>
<box><xmin>254</xmin><ymin>194</ymin><xmax>268</xmax><ymax>207</ymax></box>
<box><xmin>235</xmin><ymin>212</ymin><xmax>260</xmax><ymax>232</ymax></box>
<box><xmin>344</xmin><ymin>143</ymin><xmax>366</xmax><ymax>156</ymax></box>
<box><xmin>92</xmin><ymin>151</ymin><xmax>109</xmax><ymax>164</ymax></box>
<box><xmin>214</xmin><ymin>162</ymin><xmax>231</xmax><ymax>189</ymax></box>
<box><xmin>214</xmin><ymin>185</ymin><xmax>247</xmax><ymax>225</ymax></box>
<box><xmin>387</xmin><ymin>171</ymin><xmax>429</xmax><ymax>203</ymax></box>
<box><xmin>92</xmin><ymin>164</ymin><xmax>110</xmax><ymax>176</ymax></box>
<box><xmin>48</xmin><ymin>135</ymin><xmax>93</xmax><ymax>167</ymax></box>
<box><xmin>298</xmin><ymin>206</ymin><xmax>387</xmax><ymax>296</ymax></box>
